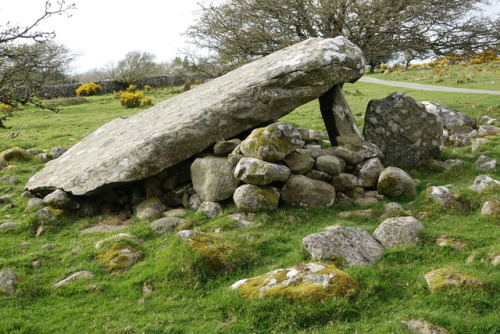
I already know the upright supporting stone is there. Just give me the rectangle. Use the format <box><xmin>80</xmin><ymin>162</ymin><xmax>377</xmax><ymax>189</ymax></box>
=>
<box><xmin>319</xmin><ymin>84</ymin><xmax>363</xmax><ymax>146</ymax></box>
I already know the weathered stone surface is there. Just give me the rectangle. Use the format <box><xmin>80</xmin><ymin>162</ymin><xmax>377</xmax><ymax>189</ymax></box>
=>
<box><xmin>25</xmin><ymin>197</ymin><xmax>44</xmax><ymax>211</ymax></box>
<box><xmin>481</xmin><ymin>199</ymin><xmax>500</xmax><ymax>216</ymax></box>
<box><xmin>0</xmin><ymin>222</ymin><xmax>20</xmax><ymax>230</ymax></box>
<box><xmin>191</xmin><ymin>157</ymin><xmax>240</xmax><ymax>202</ymax></box>
<box><xmin>475</xmin><ymin>155</ymin><xmax>497</xmax><ymax>171</ymax></box>
<box><xmin>471</xmin><ymin>138</ymin><xmax>490</xmax><ymax>152</ymax></box>
<box><xmin>328</xmin><ymin>146</ymin><xmax>363</xmax><ymax>165</ymax></box>
<box><xmin>233</xmin><ymin>184</ymin><xmax>280</xmax><ymax>212</ymax></box>
<box><xmin>363</xmin><ymin>92</ymin><xmax>442</xmax><ymax>166</ymax></box>
<box><xmin>0</xmin><ymin>175</ymin><xmax>18</xmax><ymax>185</ymax></box>
<box><xmin>336</xmin><ymin>134</ymin><xmax>383</xmax><ymax>160</ymax></box>
<box><xmin>281</xmin><ymin>175</ymin><xmax>336</xmax><ymax>208</ymax></box>
<box><xmin>1</xmin><ymin>147</ymin><xmax>29</xmax><ymax>161</ymax></box>
<box><xmin>422</xmin><ymin>101</ymin><xmax>477</xmax><ymax>134</ymax></box>
<box><xmin>94</xmin><ymin>233</ymin><xmax>139</xmax><ymax>249</ymax></box>
<box><xmin>97</xmin><ymin>241</ymin><xmax>143</xmax><ymax>273</ymax></box>
<box><xmin>230</xmin><ymin>262</ymin><xmax>359</xmax><ymax>301</ymax></box>
<box><xmin>401</xmin><ymin>319</ymin><xmax>450</xmax><ymax>334</ymax></box>
<box><xmin>424</xmin><ymin>268</ymin><xmax>487</xmax><ymax>292</ymax></box>
<box><xmin>372</xmin><ymin>216</ymin><xmax>424</xmax><ymax>248</ymax></box>
<box><xmin>426</xmin><ymin>186</ymin><xmax>460</xmax><ymax>208</ymax></box>
<box><xmin>302</xmin><ymin>226</ymin><xmax>384</xmax><ymax>266</ymax></box>
<box><xmin>26</xmin><ymin>37</ymin><xmax>365</xmax><ymax>196</ymax></box>
<box><xmin>53</xmin><ymin>270</ymin><xmax>94</xmax><ymax>288</ymax></box>
<box><xmin>332</xmin><ymin>173</ymin><xmax>358</xmax><ymax>192</ymax></box>
<box><xmin>43</xmin><ymin>189</ymin><xmax>80</xmax><ymax>210</ymax></box>
<box><xmin>282</xmin><ymin>151</ymin><xmax>315</xmax><ymax>174</ymax></box>
<box><xmin>150</xmin><ymin>217</ymin><xmax>184</xmax><ymax>234</ymax></box>
<box><xmin>357</xmin><ymin>157</ymin><xmax>384</xmax><ymax>188</ymax></box>
<box><xmin>213</xmin><ymin>139</ymin><xmax>241</xmax><ymax>156</ymax></box>
<box><xmin>135</xmin><ymin>198</ymin><xmax>166</xmax><ymax>220</ymax></box>
<box><xmin>239</xmin><ymin>122</ymin><xmax>304</xmax><ymax>162</ymax></box>
<box><xmin>198</xmin><ymin>201</ymin><xmax>223</xmax><ymax>218</ymax></box>
<box><xmin>0</xmin><ymin>268</ymin><xmax>19</xmax><ymax>295</ymax></box>
<box><xmin>315</xmin><ymin>155</ymin><xmax>346</xmax><ymax>176</ymax></box>
<box><xmin>50</xmin><ymin>146</ymin><xmax>67</xmax><ymax>159</ymax></box>
<box><xmin>377</xmin><ymin>167</ymin><xmax>416</xmax><ymax>199</ymax></box>
<box><xmin>469</xmin><ymin>175</ymin><xmax>500</xmax><ymax>192</ymax></box>
<box><xmin>234</xmin><ymin>157</ymin><xmax>290</xmax><ymax>185</ymax></box>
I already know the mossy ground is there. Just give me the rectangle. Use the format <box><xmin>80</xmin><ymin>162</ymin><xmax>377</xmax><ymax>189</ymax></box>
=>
<box><xmin>0</xmin><ymin>72</ymin><xmax>499</xmax><ymax>333</ymax></box>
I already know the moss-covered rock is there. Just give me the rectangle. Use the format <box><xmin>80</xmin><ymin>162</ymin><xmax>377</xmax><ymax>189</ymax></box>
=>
<box><xmin>0</xmin><ymin>147</ymin><xmax>29</xmax><ymax>162</ymax></box>
<box><xmin>281</xmin><ymin>175</ymin><xmax>336</xmax><ymax>208</ymax></box>
<box><xmin>401</xmin><ymin>319</ymin><xmax>450</xmax><ymax>334</ymax></box>
<box><xmin>481</xmin><ymin>198</ymin><xmax>500</xmax><ymax>217</ymax></box>
<box><xmin>233</xmin><ymin>184</ymin><xmax>280</xmax><ymax>212</ymax></box>
<box><xmin>377</xmin><ymin>167</ymin><xmax>416</xmax><ymax>199</ymax></box>
<box><xmin>231</xmin><ymin>263</ymin><xmax>359</xmax><ymax>301</ymax></box>
<box><xmin>97</xmin><ymin>241</ymin><xmax>143</xmax><ymax>273</ymax></box>
<box><xmin>424</xmin><ymin>267</ymin><xmax>487</xmax><ymax>293</ymax></box>
<box><xmin>135</xmin><ymin>197</ymin><xmax>166</xmax><ymax>220</ymax></box>
<box><xmin>240</xmin><ymin>122</ymin><xmax>304</xmax><ymax>162</ymax></box>
<box><xmin>185</xmin><ymin>232</ymin><xmax>238</xmax><ymax>272</ymax></box>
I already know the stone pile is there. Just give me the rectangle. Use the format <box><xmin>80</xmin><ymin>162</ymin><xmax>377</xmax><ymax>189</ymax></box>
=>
<box><xmin>28</xmin><ymin>120</ymin><xmax>420</xmax><ymax>218</ymax></box>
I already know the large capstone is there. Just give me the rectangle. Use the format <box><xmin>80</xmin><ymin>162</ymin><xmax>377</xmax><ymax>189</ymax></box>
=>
<box><xmin>363</xmin><ymin>92</ymin><xmax>443</xmax><ymax>166</ymax></box>
<box><xmin>26</xmin><ymin>37</ymin><xmax>365</xmax><ymax>196</ymax></box>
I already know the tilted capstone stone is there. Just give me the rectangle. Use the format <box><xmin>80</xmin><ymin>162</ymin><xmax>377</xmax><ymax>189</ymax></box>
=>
<box><xmin>26</xmin><ymin>36</ymin><xmax>365</xmax><ymax>196</ymax></box>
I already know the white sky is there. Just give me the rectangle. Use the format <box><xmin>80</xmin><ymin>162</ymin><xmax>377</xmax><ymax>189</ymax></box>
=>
<box><xmin>0</xmin><ymin>0</ymin><xmax>205</xmax><ymax>73</ymax></box>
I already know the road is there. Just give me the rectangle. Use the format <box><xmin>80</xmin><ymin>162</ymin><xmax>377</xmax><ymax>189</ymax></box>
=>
<box><xmin>358</xmin><ymin>76</ymin><xmax>500</xmax><ymax>95</ymax></box>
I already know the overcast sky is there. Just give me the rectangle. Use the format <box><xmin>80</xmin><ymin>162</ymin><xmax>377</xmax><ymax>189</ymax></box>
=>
<box><xmin>2</xmin><ymin>0</ymin><xmax>499</xmax><ymax>74</ymax></box>
<box><xmin>1</xmin><ymin>0</ymin><xmax>205</xmax><ymax>73</ymax></box>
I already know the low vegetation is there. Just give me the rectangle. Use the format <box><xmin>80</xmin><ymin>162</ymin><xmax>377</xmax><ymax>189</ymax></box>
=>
<box><xmin>1</xmin><ymin>64</ymin><xmax>499</xmax><ymax>333</ymax></box>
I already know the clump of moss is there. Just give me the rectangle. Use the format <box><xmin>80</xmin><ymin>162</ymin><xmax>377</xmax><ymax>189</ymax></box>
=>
<box><xmin>97</xmin><ymin>241</ymin><xmax>143</xmax><ymax>273</ymax></box>
<box><xmin>424</xmin><ymin>267</ymin><xmax>488</xmax><ymax>293</ymax></box>
<box><xmin>188</xmin><ymin>234</ymin><xmax>239</xmax><ymax>272</ymax></box>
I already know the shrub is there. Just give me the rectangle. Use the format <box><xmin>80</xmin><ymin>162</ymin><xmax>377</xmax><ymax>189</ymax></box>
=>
<box><xmin>120</xmin><ymin>91</ymin><xmax>143</xmax><ymax>108</ymax></box>
<box><xmin>0</xmin><ymin>103</ymin><xmax>14</xmax><ymax>116</ymax></box>
<box><xmin>75</xmin><ymin>83</ymin><xmax>103</xmax><ymax>96</ymax></box>
<box><xmin>142</xmin><ymin>97</ymin><xmax>153</xmax><ymax>106</ymax></box>
<box><xmin>126</xmin><ymin>84</ymin><xmax>138</xmax><ymax>92</ymax></box>
<box><xmin>143</xmin><ymin>85</ymin><xmax>152</xmax><ymax>91</ymax></box>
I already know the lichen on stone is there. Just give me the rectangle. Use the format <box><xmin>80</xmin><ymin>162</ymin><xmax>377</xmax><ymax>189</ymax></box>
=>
<box><xmin>97</xmin><ymin>241</ymin><xmax>143</xmax><ymax>273</ymax></box>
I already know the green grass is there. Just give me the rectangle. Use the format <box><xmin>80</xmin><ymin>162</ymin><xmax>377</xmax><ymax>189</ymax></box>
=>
<box><xmin>1</xmin><ymin>71</ymin><xmax>499</xmax><ymax>333</ymax></box>
<box><xmin>366</xmin><ymin>61</ymin><xmax>500</xmax><ymax>91</ymax></box>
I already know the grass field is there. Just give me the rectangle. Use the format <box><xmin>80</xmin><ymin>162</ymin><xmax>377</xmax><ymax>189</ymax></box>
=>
<box><xmin>1</xmin><ymin>65</ymin><xmax>499</xmax><ymax>333</ymax></box>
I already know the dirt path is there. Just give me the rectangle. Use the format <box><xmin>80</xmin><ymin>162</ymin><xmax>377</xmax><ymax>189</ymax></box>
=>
<box><xmin>359</xmin><ymin>76</ymin><xmax>500</xmax><ymax>95</ymax></box>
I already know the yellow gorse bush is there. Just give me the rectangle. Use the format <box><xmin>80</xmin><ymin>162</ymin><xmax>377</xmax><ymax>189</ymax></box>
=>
<box><xmin>0</xmin><ymin>103</ymin><xmax>14</xmax><ymax>116</ymax></box>
<box><xmin>120</xmin><ymin>91</ymin><xmax>143</xmax><ymax>108</ymax></box>
<box><xmin>76</xmin><ymin>83</ymin><xmax>103</xmax><ymax>96</ymax></box>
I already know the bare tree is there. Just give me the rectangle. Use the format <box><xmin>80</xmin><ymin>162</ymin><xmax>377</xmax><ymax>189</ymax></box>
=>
<box><xmin>186</xmin><ymin>0</ymin><xmax>499</xmax><ymax>73</ymax></box>
<box><xmin>0</xmin><ymin>0</ymin><xmax>76</xmax><ymax>125</ymax></box>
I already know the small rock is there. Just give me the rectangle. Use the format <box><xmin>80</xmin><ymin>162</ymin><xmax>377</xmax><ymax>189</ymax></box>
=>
<box><xmin>401</xmin><ymin>319</ymin><xmax>450</xmax><ymax>334</ymax></box>
<box><xmin>377</xmin><ymin>167</ymin><xmax>416</xmax><ymax>199</ymax></box>
<box><xmin>0</xmin><ymin>195</ymin><xmax>13</xmax><ymax>204</ymax></box>
<box><xmin>0</xmin><ymin>268</ymin><xmax>19</xmax><ymax>295</ymax></box>
<box><xmin>71</xmin><ymin>246</ymin><xmax>82</xmax><ymax>255</ymax></box>
<box><xmin>188</xmin><ymin>194</ymin><xmax>202</xmax><ymax>210</ymax></box>
<box><xmin>469</xmin><ymin>175</ymin><xmax>500</xmax><ymax>192</ymax></box>
<box><xmin>354</xmin><ymin>197</ymin><xmax>378</xmax><ymax>207</ymax></box>
<box><xmin>481</xmin><ymin>199</ymin><xmax>500</xmax><ymax>216</ymax></box>
<box><xmin>213</xmin><ymin>139</ymin><xmax>241</xmax><ymax>156</ymax></box>
<box><xmin>474</xmin><ymin>155</ymin><xmax>496</xmax><ymax>171</ymax></box>
<box><xmin>424</xmin><ymin>267</ymin><xmax>487</xmax><ymax>292</ymax></box>
<box><xmin>478</xmin><ymin>125</ymin><xmax>500</xmax><ymax>136</ymax></box>
<box><xmin>233</xmin><ymin>184</ymin><xmax>280</xmax><ymax>212</ymax></box>
<box><xmin>328</xmin><ymin>146</ymin><xmax>363</xmax><ymax>165</ymax></box>
<box><xmin>234</xmin><ymin>157</ymin><xmax>290</xmax><ymax>185</ymax></box>
<box><xmin>488</xmin><ymin>253</ymin><xmax>500</xmax><ymax>266</ymax></box>
<box><xmin>228</xmin><ymin>213</ymin><xmax>253</xmax><ymax>228</ymax></box>
<box><xmin>0</xmin><ymin>222</ymin><xmax>19</xmax><ymax>230</ymax></box>
<box><xmin>150</xmin><ymin>217</ymin><xmax>184</xmax><ymax>234</ymax></box>
<box><xmin>436</xmin><ymin>236</ymin><xmax>467</xmax><ymax>251</ymax></box>
<box><xmin>163</xmin><ymin>208</ymin><xmax>187</xmax><ymax>217</ymax></box>
<box><xmin>50</xmin><ymin>146</ymin><xmax>67</xmax><ymax>159</ymax></box>
<box><xmin>43</xmin><ymin>189</ymin><xmax>79</xmax><ymax>210</ymax></box>
<box><xmin>338</xmin><ymin>209</ymin><xmax>373</xmax><ymax>218</ymax></box>
<box><xmin>357</xmin><ymin>158</ymin><xmax>384</xmax><ymax>188</ymax></box>
<box><xmin>96</xmin><ymin>242</ymin><xmax>143</xmax><ymax>273</ymax></box>
<box><xmin>42</xmin><ymin>244</ymin><xmax>56</xmax><ymax>250</ymax></box>
<box><xmin>282</xmin><ymin>151</ymin><xmax>315</xmax><ymax>174</ymax></box>
<box><xmin>281</xmin><ymin>175</ymin><xmax>336</xmax><ymax>208</ymax></box>
<box><xmin>177</xmin><ymin>229</ymin><xmax>197</xmax><ymax>241</ymax></box>
<box><xmin>142</xmin><ymin>282</ymin><xmax>154</xmax><ymax>295</ymax></box>
<box><xmin>0</xmin><ymin>175</ymin><xmax>18</xmax><ymax>185</ymax></box>
<box><xmin>135</xmin><ymin>198</ymin><xmax>167</xmax><ymax>220</ymax></box>
<box><xmin>25</xmin><ymin>198</ymin><xmax>44</xmax><ymax>211</ymax></box>
<box><xmin>372</xmin><ymin>216</ymin><xmax>424</xmax><ymax>248</ymax></box>
<box><xmin>426</xmin><ymin>186</ymin><xmax>461</xmax><ymax>208</ymax></box>
<box><xmin>315</xmin><ymin>155</ymin><xmax>346</xmax><ymax>176</ymax></box>
<box><xmin>80</xmin><ymin>223</ymin><xmax>128</xmax><ymax>234</ymax></box>
<box><xmin>53</xmin><ymin>270</ymin><xmax>94</xmax><ymax>288</ymax></box>
<box><xmin>198</xmin><ymin>201</ymin><xmax>223</xmax><ymax>218</ymax></box>
<box><xmin>471</xmin><ymin>138</ymin><xmax>490</xmax><ymax>152</ymax></box>
<box><xmin>32</xmin><ymin>260</ymin><xmax>41</xmax><ymax>269</ymax></box>
<box><xmin>302</xmin><ymin>226</ymin><xmax>384</xmax><ymax>266</ymax></box>
<box><xmin>332</xmin><ymin>173</ymin><xmax>359</xmax><ymax>192</ymax></box>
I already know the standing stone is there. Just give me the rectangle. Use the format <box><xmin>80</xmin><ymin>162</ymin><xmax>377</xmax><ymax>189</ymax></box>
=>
<box><xmin>233</xmin><ymin>184</ymin><xmax>280</xmax><ymax>212</ymax></box>
<box><xmin>377</xmin><ymin>167</ymin><xmax>416</xmax><ymax>199</ymax></box>
<box><xmin>302</xmin><ymin>226</ymin><xmax>384</xmax><ymax>266</ymax></box>
<box><xmin>26</xmin><ymin>36</ymin><xmax>365</xmax><ymax>196</ymax></box>
<box><xmin>191</xmin><ymin>157</ymin><xmax>240</xmax><ymax>202</ymax></box>
<box><xmin>363</xmin><ymin>92</ymin><xmax>443</xmax><ymax>166</ymax></box>
<box><xmin>281</xmin><ymin>175</ymin><xmax>336</xmax><ymax>208</ymax></box>
<box><xmin>239</xmin><ymin>122</ymin><xmax>304</xmax><ymax>162</ymax></box>
<box><xmin>372</xmin><ymin>216</ymin><xmax>424</xmax><ymax>248</ymax></box>
<box><xmin>234</xmin><ymin>157</ymin><xmax>290</xmax><ymax>185</ymax></box>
